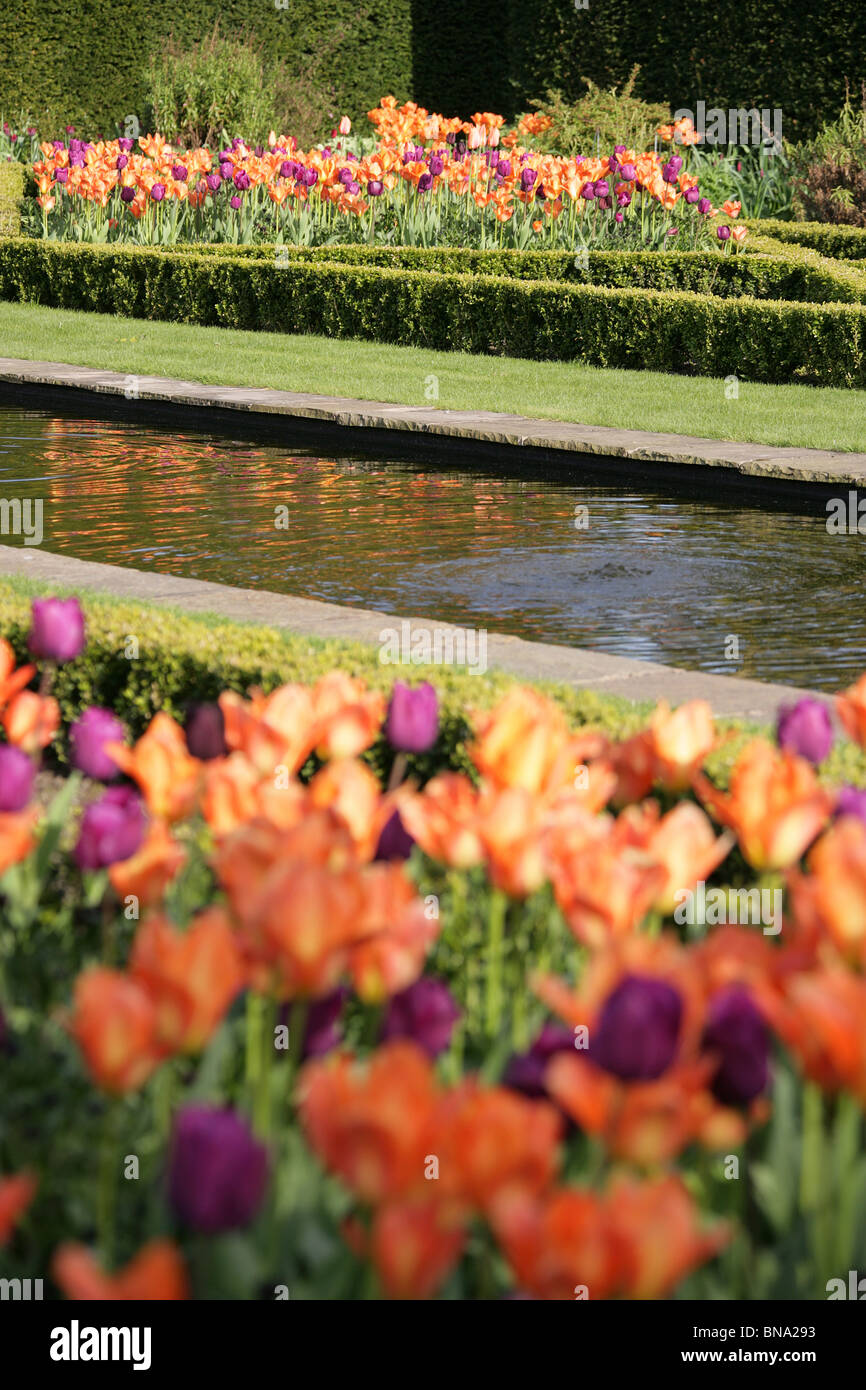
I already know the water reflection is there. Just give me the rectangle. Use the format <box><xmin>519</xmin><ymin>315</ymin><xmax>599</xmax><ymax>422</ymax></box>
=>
<box><xmin>0</xmin><ymin>405</ymin><xmax>863</xmax><ymax>691</ymax></box>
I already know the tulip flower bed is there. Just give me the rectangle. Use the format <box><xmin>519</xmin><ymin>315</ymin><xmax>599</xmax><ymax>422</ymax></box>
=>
<box><xmin>3</xmin><ymin>590</ymin><xmax>866</xmax><ymax>1300</ymax></box>
<box><xmin>23</xmin><ymin>104</ymin><xmax>748</xmax><ymax>254</ymax></box>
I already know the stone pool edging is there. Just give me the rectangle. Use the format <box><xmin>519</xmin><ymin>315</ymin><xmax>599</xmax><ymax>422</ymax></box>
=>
<box><xmin>0</xmin><ymin>544</ymin><xmax>824</xmax><ymax>722</ymax></box>
<box><xmin>0</xmin><ymin>357</ymin><xmax>865</xmax><ymax>487</ymax></box>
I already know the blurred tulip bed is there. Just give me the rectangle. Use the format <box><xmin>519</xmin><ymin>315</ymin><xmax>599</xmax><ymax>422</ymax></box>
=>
<box><xmin>3</xmin><ymin>594</ymin><xmax>866</xmax><ymax>1301</ymax></box>
<box><xmin>24</xmin><ymin>100</ymin><xmax>747</xmax><ymax>253</ymax></box>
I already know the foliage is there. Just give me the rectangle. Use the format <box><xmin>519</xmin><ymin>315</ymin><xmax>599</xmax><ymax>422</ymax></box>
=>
<box><xmin>789</xmin><ymin>84</ymin><xmax>866</xmax><ymax>226</ymax></box>
<box><xmin>518</xmin><ymin>68</ymin><xmax>669</xmax><ymax>157</ymax></box>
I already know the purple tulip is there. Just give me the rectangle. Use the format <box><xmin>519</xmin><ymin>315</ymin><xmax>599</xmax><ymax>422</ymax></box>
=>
<box><xmin>168</xmin><ymin>1106</ymin><xmax>268</xmax><ymax>1234</ymax></box>
<box><xmin>520</xmin><ymin>167</ymin><xmax>537</xmax><ymax>191</ymax></box>
<box><xmin>836</xmin><ymin>786</ymin><xmax>866</xmax><ymax>824</ymax></box>
<box><xmin>592</xmin><ymin>976</ymin><xmax>682</xmax><ymax>1080</ymax></box>
<box><xmin>120</xmin><ymin>185</ymin><xmax>135</xmax><ymax>203</ymax></box>
<box><xmin>301</xmin><ymin>986</ymin><xmax>349</xmax><ymax>1058</ymax></box>
<box><xmin>54</xmin><ymin>167</ymin><xmax>68</xmax><ymax>184</ymax></box>
<box><xmin>776</xmin><ymin>698</ymin><xmax>833</xmax><ymax>765</ymax></box>
<box><xmin>698</xmin><ymin>197</ymin><xmax>712</xmax><ymax>214</ymax></box>
<box><xmin>230</xmin><ymin>195</ymin><xmax>242</xmax><ymax>209</ymax></box>
<box><xmin>69</xmin><ymin>707</ymin><xmax>125</xmax><ymax>781</ymax></box>
<box><xmin>346</xmin><ymin>179</ymin><xmax>360</xmax><ymax>195</ymax></box>
<box><xmin>661</xmin><ymin>161</ymin><xmax>678</xmax><ymax>184</ymax></box>
<box><xmin>115</xmin><ymin>155</ymin><xmax>128</xmax><ymax>171</ymax></box>
<box><xmin>75</xmin><ymin>787</ymin><xmax>145</xmax><ymax>869</ymax></box>
<box><xmin>233</xmin><ymin>169</ymin><xmax>250</xmax><ymax>192</ymax></box>
<box><xmin>381</xmin><ymin>978</ymin><xmax>460</xmax><ymax>1057</ymax></box>
<box><xmin>0</xmin><ymin>745</ymin><xmax>34</xmax><ymax>811</ymax></box>
<box><xmin>303</xmin><ymin>167</ymin><xmax>318</xmax><ymax>187</ymax></box>
<box><xmin>504</xmin><ymin>1023</ymin><xmax>574</xmax><ymax>1098</ymax></box>
<box><xmin>685</xmin><ymin>186</ymin><xmax>700</xmax><ymax>203</ymax></box>
<box><xmin>580</xmin><ymin>181</ymin><xmax>596</xmax><ymax>199</ymax></box>
<box><xmin>374</xmin><ymin>808</ymin><xmax>415</xmax><ymax>861</ymax></box>
<box><xmin>497</xmin><ymin>159</ymin><xmax>512</xmax><ymax>178</ymax></box>
<box><xmin>279</xmin><ymin>160</ymin><xmax>294</xmax><ymax>179</ymax></box>
<box><xmin>219</xmin><ymin>161</ymin><xmax>233</xmax><ymax>180</ymax></box>
<box><xmin>619</xmin><ymin>162</ymin><xmax>636</xmax><ymax>181</ymax></box>
<box><xmin>717</xmin><ymin>224</ymin><xmax>732</xmax><ymax>241</ymax></box>
<box><xmin>417</xmin><ymin>172</ymin><xmax>433</xmax><ymax>192</ymax></box>
<box><xmin>385</xmin><ymin>681</ymin><xmax>439</xmax><ymax>753</ymax></box>
<box><xmin>617</xmin><ymin>191</ymin><xmax>631</xmax><ymax>207</ymax></box>
<box><xmin>150</xmin><ymin>182</ymin><xmax>165</xmax><ymax>202</ymax></box>
<box><xmin>184</xmin><ymin>703</ymin><xmax>227</xmax><ymax>761</ymax></box>
<box><xmin>171</xmin><ymin>163</ymin><xmax>187</xmax><ymax>181</ymax></box>
<box><xmin>206</xmin><ymin>173</ymin><xmax>221</xmax><ymax>193</ymax></box>
<box><xmin>117</xmin><ymin>137</ymin><xmax>134</xmax><ymax>152</ymax></box>
<box><xmin>28</xmin><ymin>597</ymin><xmax>85</xmax><ymax>663</ymax></box>
<box><xmin>429</xmin><ymin>155</ymin><xmax>444</xmax><ymax>176</ymax></box>
<box><xmin>367</xmin><ymin>179</ymin><xmax>384</xmax><ymax>196</ymax></box>
<box><xmin>338</xmin><ymin>166</ymin><xmax>353</xmax><ymax>185</ymax></box>
<box><xmin>702</xmin><ymin>987</ymin><xmax>769</xmax><ymax>1105</ymax></box>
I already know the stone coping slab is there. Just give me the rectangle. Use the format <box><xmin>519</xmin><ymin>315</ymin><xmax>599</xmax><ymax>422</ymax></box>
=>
<box><xmin>0</xmin><ymin>357</ymin><xmax>865</xmax><ymax>486</ymax></box>
<box><xmin>0</xmin><ymin>544</ymin><xmax>823</xmax><ymax>723</ymax></box>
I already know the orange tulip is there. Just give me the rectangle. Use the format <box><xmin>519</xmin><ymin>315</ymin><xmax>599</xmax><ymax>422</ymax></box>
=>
<box><xmin>470</xmin><ymin>688</ymin><xmax>588</xmax><ymax>797</ymax></box>
<box><xmin>202</xmin><ymin>751</ymin><xmax>307</xmax><ymax>833</ymax></box>
<box><xmin>617</xmin><ymin>800</ymin><xmax>733</xmax><ymax>914</ymax></box>
<box><xmin>108</xmin><ymin>819</ymin><xmax>186</xmax><ymax>908</ymax></box>
<box><xmin>434</xmin><ymin>1081</ymin><xmax>561</xmax><ymax>1213</ymax></box>
<box><xmin>2</xmin><ymin>689</ymin><xmax>60</xmax><ymax>752</ymax></box>
<box><xmin>756</xmin><ymin>967</ymin><xmax>866</xmax><ymax>1101</ymax></box>
<box><xmin>371</xmin><ymin>1199</ymin><xmax>465</xmax><ymax>1300</ymax></box>
<box><xmin>648</xmin><ymin>699</ymin><xmax>715</xmax><ymax>790</ymax></box>
<box><xmin>609</xmin><ymin>1175</ymin><xmax>729</xmax><ymax>1298</ymax></box>
<box><xmin>696</xmin><ymin>739</ymin><xmax>831</xmax><ymax>870</ymax></box>
<box><xmin>309</xmin><ymin>758</ymin><xmax>389</xmax><ymax>861</ymax></box>
<box><xmin>0</xmin><ymin>808</ymin><xmax>37</xmax><ymax>876</ymax></box>
<box><xmin>107</xmin><ymin>713</ymin><xmax>201</xmax><ymax>822</ymax></box>
<box><xmin>129</xmin><ymin>908</ymin><xmax>245</xmax><ymax>1055</ymax></box>
<box><xmin>66</xmin><ymin>967</ymin><xmax>159</xmax><ymax>1093</ymax></box>
<box><xmin>0</xmin><ymin>1172</ymin><xmax>37</xmax><ymax>1244</ymax></box>
<box><xmin>492</xmin><ymin>1186</ymin><xmax>621</xmax><ymax>1300</ymax></box>
<box><xmin>310</xmin><ymin>671</ymin><xmax>385</xmax><ymax>760</ymax></box>
<box><xmin>0</xmin><ymin>638</ymin><xmax>35</xmax><ymax>710</ymax></box>
<box><xmin>299</xmin><ymin>1043</ymin><xmax>440</xmax><ymax>1204</ymax></box>
<box><xmin>347</xmin><ymin>862</ymin><xmax>439</xmax><ymax>1003</ymax></box>
<box><xmin>786</xmin><ymin>816</ymin><xmax>866</xmax><ymax>966</ymax></box>
<box><xmin>401</xmin><ymin>772</ymin><xmax>485</xmax><ymax>869</ymax></box>
<box><xmin>836</xmin><ymin>672</ymin><xmax>866</xmax><ymax>746</ymax></box>
<box><xmin>52</xmin><ymin>1239</ymin><xmax>188</xmax><ymax>1300</ymax></box>
<box><xmin>549</xmin><ymin>833</ymin><xmax>666</xmax><ymax>947</ymax></box>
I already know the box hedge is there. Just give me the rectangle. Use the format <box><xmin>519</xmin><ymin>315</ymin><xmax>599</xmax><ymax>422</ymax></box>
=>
<box><xmin>748</xmin><ymin>219</ymin><xmax>866</xmax><ymax>261</ymax></box>
<box><xmin>164</xmin><ymin>241</ymin><xmax>866</xmax><ymax>303</ymax></box>
<box><xmin>0</xmin><ymin>163</ymin><xmax>24</xmax><ymax>238</ymax></box>
<box><xmin>0</xmin><ymin>238</ymin><xmax>863</xmax><ymax>385</ymax></box>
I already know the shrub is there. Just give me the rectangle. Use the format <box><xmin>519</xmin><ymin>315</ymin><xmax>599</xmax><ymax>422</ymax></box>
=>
<box><xmin>789</xmin><ymin>84</ymin><xmax>866</xmax><ymax>226</ymax></box>
<box><xmin>517</xmin><ymin>67</ymin><xmax>669</xmax><ymax>157</ymax></box>
<box><xmin>142</xmin><ymin>19</ymin><xmax>347</xmax><ymax>148</ymax></box>
<box><xmin>0</xmin><ymin>238</ymin><xmax>863</xmax><ymax>385</ymax></box>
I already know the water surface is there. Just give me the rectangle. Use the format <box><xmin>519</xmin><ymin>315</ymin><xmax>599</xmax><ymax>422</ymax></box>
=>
<box><xmin>0</xmin><ymin>404</ymin><xmax>862</xmax><ymax>691</ymax></box>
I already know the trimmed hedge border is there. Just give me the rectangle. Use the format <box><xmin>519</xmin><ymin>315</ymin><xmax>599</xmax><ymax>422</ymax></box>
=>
<box><xmin>0</xmin><ymin>239</ymin><xmax>864</xmax><ymax>385</ymax></box>
<box><xmin>160</xmin><ymin>241</ymin><xmax>866</xmax><ymax>304</ymax></box>
<box><xmin>748</xmin><ymin>219</ymin><xmax>866</xmax><ymax>261</ymax></box>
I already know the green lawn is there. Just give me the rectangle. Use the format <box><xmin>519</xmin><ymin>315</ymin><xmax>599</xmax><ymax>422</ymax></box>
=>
<box><xmin>0</xmin><ymin>299</ymin><xmax>864</xmax><ymax>452</ymax></box>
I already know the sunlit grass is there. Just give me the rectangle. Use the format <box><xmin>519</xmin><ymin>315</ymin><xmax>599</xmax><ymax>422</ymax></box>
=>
<box><xmin>0</xmin><ymin>299</ymin><xmax>864</xmax><ymax>452</ymax></box>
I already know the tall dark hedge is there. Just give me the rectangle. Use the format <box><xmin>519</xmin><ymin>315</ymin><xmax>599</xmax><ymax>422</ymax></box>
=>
<box><xmin>0</xmin><ymin>0</ymin><xmax>862</xmax><ymax>139</ymax></box>
<box><xmin>0</xmin><ymin>0</ymin><xmax>413</xmax><ymax>137</ymax></box>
